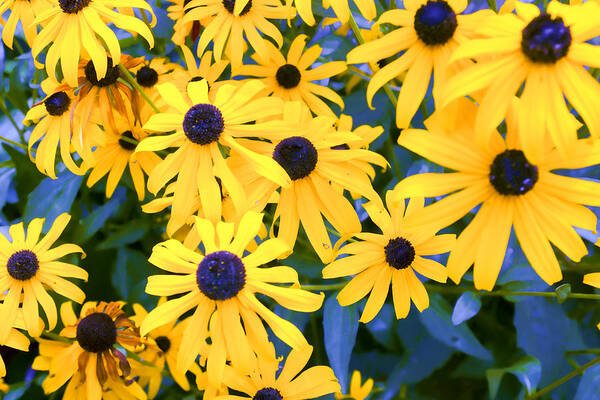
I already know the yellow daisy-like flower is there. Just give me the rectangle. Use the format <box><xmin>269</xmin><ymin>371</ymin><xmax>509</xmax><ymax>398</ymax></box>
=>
<box><xmin>129</xmin><ymin>57</ymin><xmax>182</xmax><ymax>107</ymax></box>
<box><xmin>336</xmin><ymin>370</ymin><xmax>374</xmax><ymax>400</ymax></box>
<box><xmin>0</xmin><ymin>213</ymin><xmax>87</xmax><ymax>341</ymax></box>
<box><xmin>166</xmin><ymin>0</ymin><xmax>206</xmax><ymax>44</ymax></box>
<box><xmin>182</xmin><ymin>0</ymin><xmax>294</xmax><ymax>71</ymax></box>
<box><xmin>0</xmin><ymin>319</ymin><xmax>30</xmax><ymax>377</ymax></box>
<box><xmin>0</xmin><ymin>0</ymin><xmax>50</xmax><ymax>49</ymax></box>
<box><xmin>441</xmin><ymin>1</ymin><xmax>600</xmax><ymax>162</ymax></box>
<box><xmin>346</xmin><ymin>0</ymin><xmax>490</xmax><ymax>129</ymax></box>
<box><xmin>391</xmin><ymin>99</ymin><xmax>600</xmax><ymax>291</ymax></box>
<box><xmin>138</xmin><ymin>79</ymin><xmax>290</xmax><ymax>235</ymax></box>
<box><xmin>239</xmin><ymin>34</ymin><xmax>347</xmax><ymax>118</ymax></box>
<box><xmin>23</xmin><ymin>79</ymin><xmax>86</xmax><ymax>178</ymax></box>
<box><xmin>170</xmin><ymin>45</ymin><xmax>230</xmax><ymax>98</ymax></box>
<box><xmin>131</xmin><ymin>300</ymin><xmax>203</xmax><ymax>398</ymax></box>
<box><xmin>31</xmin><ymin>0</ymin><xmax>155</xmax><ymax>87</ymax></box>
<box><xmin>323</xmin><ymin>194</ymin><xmax>454</xmax><ymax>322</ymax></box>
<box><xmin>219</xmin><ymin>344</ymin><xmax>341</xmax><ymax>400</ymax></box>
<box><xmin>140</xmin><ymin>211</ymin><xmax>324</xmax><ymax>387</ymax></box>
<box><xmin>86</xmin><ymin>110</ymin><xmax>161</xmax><ymax>201</ymax></box>
<box><xmin>293</xmin><ymin>0</ymin><xmax>375</xmax><ymax>25</ymax></box>
<box><xmin>229</xmin><ymin>102</ymin><xmax>386</xmax><ymax>262</ymax></box>
<box><xmin>33</xmin><ymin>301</ymin><xmax>145</xmax><ymax>400</ymax></box>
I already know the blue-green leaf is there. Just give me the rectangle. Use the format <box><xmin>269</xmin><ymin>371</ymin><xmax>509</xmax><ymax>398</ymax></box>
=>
<box><xmin>452</xmin><ymin>291</ymin><xmax>482</xmax><ymax>325</ymax></box>
<box><xmin>323</xmin><ymin>295</ymin><xmax>359</xmax><ymax>391</ymax></box>
<box><xmin>574</xmin><ymin>362</ymin><xmax>600</xmax><ymax>400</ymax></box>
<box><xmin>486</xmin><ymin>356</ymin><xmax>541</xmax><ymax>399</ymax></box>
<box><xmin>78</xmin><ymin>187</ymin><xmax>125</xmax><ymax>241</ymax></box>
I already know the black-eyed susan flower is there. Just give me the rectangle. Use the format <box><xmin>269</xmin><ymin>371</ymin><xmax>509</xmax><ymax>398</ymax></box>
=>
<box><xmin>336</xmin><ymin>370</ymin><xmax>374</xmax><ymax>400</ymax></box>
<box><xmin>86</xmin><ymin>110</ymin><xmax>161</xmax><ymax>201</ymax></box>
<box><xmin>166</xmin><ymin>0</ymin><xmax>205</xmax><ymax>44</ymax></box>
<box><xmin>0</xmin><ymin>0</ymin><xmax>50</xmax><ymax>49</ymax></box>
<box><xmin>170</xmin><ymin>45</ymin><xmax>230</xmax><ymax>98</ymax></box>
<box><xmin>140</xmin><ymin>211</ymin><xmax>324</xmax><ymax>387</ymax></box>
<box><xmin>0</xmin><ymin>213</ymin><xmax>87</xmax><ymax>341</ymax></box>
<box><xmin>219</xmin><ymin>344</ymin><xmax>340</xmax><ymax>400</ymax></box>
<box><xmin>229</xmin><ymin>102</ymin><xmax>386</xmax><ymax>262</ymax></box>
<box><xmin>239</xmin><ymin>34</ymin><xmax>347</xmax><ymax>118</ymax></box>
<box><xmin>289</xmin><ymin>0</ymin><xmax>375</xmax><ymax>25</ymax></box>
<box><xmin>323</xmin><ymin>194</ymin><xmax>454</xmax><ymax>322</ymax></box>
<box><xmin>130</xmin><ymin>57</ymin><xmax>182</xmax><ymax>104</ymax></box>
<box><xmin>139</xmin><ymin>79</ymin><xmax>291</xmax><ymax>234</ymax></box>
<box><xmin>131</xmin><ymin>300</ymin><xmax>203</xmax><ymax>398</ymax></box>
<box><xmin>182</xmin><ymin>0</ymin><xmax>294</xmax><ymax>71</ymax></box>
<box><xmin>34</xmin><ymin>301</ymin><xmax>145</xmax><ymax>399</ymax></box>
<box><xmin>441</xmin><ymin>1</ymin><xmax>600</xmax><ymax>162</ymax></box>
<box><xmin>23</xmin><ymin>79</ymin><xmax>86</xmax><ymax>178</ymax></box>
<box><xmin>391</xmin><ymin>99</ymin><xmax>600</xmax><ymax>291</ymax></box>
<box><xmin>31</xmin><ymin>0</ymin><xmax>155</xmax><ymax>87</ymax></box>
<box><xmin>346</xmin><ymin>0</ymin><xmax>491</xmax><ymax>129</ymax></box>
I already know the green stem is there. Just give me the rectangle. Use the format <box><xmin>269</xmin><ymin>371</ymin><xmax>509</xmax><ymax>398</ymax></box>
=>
<box><xmin>118</xmin><ymin>64</ymin><xmax>161</xmax><ymax>113</ymax></box>
<box><xmin>0</xmin><ymin>98</ymin><xmax>26</xmax><ymax>143</ymax></box>
<box><xmin>526</xmin><ymin>355</ymin><xmax>600</xmax><ymax>399</ymax></box>
<box><xmin>31</xmin><ymin>67</ymin><xmax>41</xmax><ymax>108</ymax></box>
<box><xmin>385</xmin><ymin>136</ymin><xmax>402</xmax><ymax>179</ymax></box>
<box><xmin>41</xmin><ymin>332</ymin><xmax>72</xmax><ymax>342</ymax></box>
<box><xmin>347</xmin><ymin>13</ymin><xmax>398</xmax><ymax>108</ymax></box>
<box><xmin>566</xmin><ymin>348</ymin><xmax>600</xmax><ymax>356</ymax></box>
<box><xmin>425</xmin><ymin>283</ymin><xmax>600</xmax><ymax>300</ymax></box>
<box><xmin>486</xmin><ymin>0</ymin><xmax>497</xmax><ymax>12</ymax></box>
<box><xmin>303</xmin><ymin>282</ymin><xmax>347</xmax><ymax>291</ymax></box>
<box><xmin>0</xmin><ymin>135</ymin><xmax>27</xmax><ymax>150</ymax></box>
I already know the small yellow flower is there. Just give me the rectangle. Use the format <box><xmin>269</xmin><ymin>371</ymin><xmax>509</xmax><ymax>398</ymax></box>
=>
<box><xmin>336</xmin><ymin>370</ymin><xmax>374</xmax><ymax>400</ymax></box>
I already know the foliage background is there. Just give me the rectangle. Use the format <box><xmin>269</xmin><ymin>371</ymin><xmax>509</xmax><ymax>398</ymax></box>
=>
<box><xmin>1</xmin><ymin>0</ymin><xmax>600</xmax><ymax>398</ymax></box>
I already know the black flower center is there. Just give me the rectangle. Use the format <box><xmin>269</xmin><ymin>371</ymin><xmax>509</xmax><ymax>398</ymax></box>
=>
<box><xmin>222</xmin><ymin>0</ymin><xmax>252</xmax><ymax>15</ymax></box>
<box><xmin>414</xmin><ymin>0</ymin><xmax>457</xmax><ymax>46</ymax></box>
<box><xmin>521</xmin><ymin>13</ymin><xmax>571</xmax><ymax>63</ymax></box>
<box><xmin>384</xmin><ymin>237</ymin><xmax>415</xmax><ymax>270</ymax></box>
<box><xmin>44</xmin><ymin>91</ymin><xmax>71</xmax><ymax>116</ymax></box>
<box><xmin>76</xmin><ymin>312</ymin><xmax>117</xmax><ymax>353</ymax></box>
<box><xmin>489</xmin><ymin>149</ymin><xmax>538</xmax><ymax>196</ymax></box>
<box><xmin>7</xmin><ymin>250</ymin><xmax>39</xmax><ymax>281</ymax></box>
<box><xmin>275</xmin><ymin>64</ymin><xmax>301</xmax><ymax>89</ymax></box>
<box><xmin>183</xmin><ymin>104</ymin><xmax>224</xmax><ymax>145</ymax></box>
<box><xmin>196</xmin><ymin>251</ymin><xmax>246</xmax><ymax>300</ymax></box>
<box><xmin>331</xmin><ymin>143</ymin><xmax>350</xmax><ymax>150</ymax></box>
<box><xmin>59</xmin><ymin>0</ymin><xmax>91</xmax><ymax>13</ymax></box>
<box><xmin>118</xmin><ymin>130</ymin><xmax>137</xmax><ymax>151</ymax></box>
<box><xmin>136</xmin><ymin>66</ymin><xmax>159</xmax><ymax>88</ymax></box>
<box><xmin>85</xmin><ymin>59</ymin><xmax>120</xmax><ymax>87</ymax></box>
<box><xmin>253</xmin><ymin>387</ymin><xmax>283</xmax><ymax>400</ymax></box>
<box><xmin>273</xmin><ymin>136</ymin><xmax>318</xmax><ymax>180</ymax></box>
<box><xmin>155</xmin><ymin>336</ymin><xmax>171</xmax><ymax>353</ymax></box>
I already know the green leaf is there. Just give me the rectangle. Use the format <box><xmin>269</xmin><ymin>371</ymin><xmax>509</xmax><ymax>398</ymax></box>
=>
<box><xmin>419</xmin><ymin>294</ymin><xmax>492</xmax><ymax>360</ymax></box>
<box><xmin>323</xmin><ymin>294</ymin><xmax>359</xmax><ymax>391</ymax></box>
<box><xmin>77</xmin><ymin>187</ymin><xmax>125</xmax><ymax>241</ymax></box>
<box><xmin>451</xmin><ymin>291</ymin><xmax>482</xmax><ymax>325</ymax></box>
<box><xmin>97</xmin><ymin>219</ymin><xmax>150</xmax><ymax>249</ymax></box>
<box><xmin>112</xmin><ymin>247</ymin><xmax>154</xmax><ymax>305</ymax></box>
<box><xmin>555</xmin><ymin>283</ymin><xmax>571</xmax><ymax>304</ymax></box>
<box><xmin>486</xmin><ymin>356</ymin><xmax>541</xmax><ymax>399</ymax></box>
<box><xmin>3</xmin><ymin>144</ymin><xmax>44</xmax><ymax>211</ymax></box>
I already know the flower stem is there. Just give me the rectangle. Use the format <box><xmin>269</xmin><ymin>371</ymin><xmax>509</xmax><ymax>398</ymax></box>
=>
<box><xmin>347</xmin><ymin>13</ymin><xmax>398</xmax><ymax>108</ymax></box>
<box><xmin>424</xmin><ymin>283</ymin><xmax>600</xmax><ymax>300</ymax></box>
<box><xmin>118</xmin><ymin>64</ymin><xmax>161</xmax><ymax>113</ymax></box>
<box><xmin>526</xmin><ymin>355</ymin><xmax>600</xmax><ymax>399</ymax></box>
<box><xmin>303</xmin><ymin>282</ymin><xmax>347</xmax><ymax>291</ymax></box>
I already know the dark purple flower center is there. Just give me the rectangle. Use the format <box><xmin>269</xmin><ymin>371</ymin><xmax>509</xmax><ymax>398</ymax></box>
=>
<box><xmin>384</xmin><ymin>237</ymin><xmax>415</xmax><ymax>270</ymax></box>
<box><xmin>521</xmin><ymin>13</ymin><xmax>571</xmax><ymax>63</ymax></box>
<box><xmin>253</xmin><ymin>387</ymin><xmax>283</xmax><ymax>400</ymax></box>
<box><xmin>155</xmin><ymin>336</ymin><xmax>171</xmax><ymax>353</ymax></box>
<box><xmin>44</xmin><ymin>92</ymin><xmax>71</xmax><ymax>116</ymax></box>
<box><xmin>85</xmin><ymin>59</ymin><xmax>120</xmax><ymax>87</ymax></box>
<box><xmin>222</xmin><ymin>0</ymin><xmax>252</xmax><ymax>15</ymax></box>
<box><xmin>196</xmin><ymin>251</ymin><xmax>246</xmax><ymax>300</ymax></box>
<box><xmin>414</xmin><ymin>0</ymin><xmax>457</xmax><ymax>46</ymax></box>
<box><xmin>76</xmin><ymin>312</ymin><xmax>117</xmax><ymax>353</ymax></box>
<box><xmin>7</xmin><ymin>250</ymin><xmax>39</xmax><ymax>280</ymax></box>
<box><xmin>489</xmin><ymin>149</ymin><xmax>538</xmax><ymax>196</ymax></box>
<box><xmin>183</xmin><ymin>104</ymin><xmax>224</xmax><ymax>145</ymax></box>
<box><xmin>276</xmin><ymin>64</ymin><xmax>301</xmax><ymax>89</ymax></box>
<box><xmin>273</xmin><ymin>136</ymin><xmax>318</xmax><ymax>180</ymax></box>
<box><xmin>59</xmin><ymin>0</ymin><xmax>91</xmax><ymax>13</ymax></box>
<box><xmin>136</xmin><ymin>66</ymin><xmax>159</xmax><ymax>87</ymax></box>
<box><xmin>118</xmin><ymin>130</ymin><xmax>137</xmax><ymax>151</ymax></box>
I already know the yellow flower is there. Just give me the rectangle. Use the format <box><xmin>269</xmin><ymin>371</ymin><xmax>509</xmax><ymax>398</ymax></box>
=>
<box><xmin>0</xmin><ymin>213</ymin><xmax>87</xmax><ymax>341</ymax></box>
<box><xmin>392</xmin><ymin>99</ymin><xmax>600</xmax><ymax>291</ymax></box>
<box><xmin>0</xmin><ymin>0</ymin><xmax>51</xmax><ymax>49</ymax></box>
<box><xmin>129</xmin><ymin>57</ymin><xmax>183</xmax><ymax>106</ymax></box>
<box><xmin>31</xmin><ymin>0</ymin><xmax>155</xmax><ymax>87</ymax></box>
<box><xmin>131</xmin><ymin>300</ymin><xmax>203</xmax><ymax>398</ymax></box>
<box><xmin>139</xmin><ymin>79</ymin><xmax>290</xmax><ymax>235</ymax></box>
<box><xmin>86</xmin><ymin>109</ymin><xmax>161</xmax><ymax>201</ymax></box>
<box><xmin>441</xmin><ymin>0</ymin><xmax>600</xmax><ymax>162</ymax></box>
<box><xmin>336</xmin><ymin>370</ymin><xmax>374</xmax><ymax>400</ymax></box>
<box><xmin>239</xmin><ymin>34</ymin><xmax>347</xmax><ymax>118</ymax></box>
<box><xmin>182</xmin><ymin>0</ymin><xmax>294</xmax><ymax>71</ymax></box>
<box><xmin>170</xmin><ymin>45</ymin><xmax>231</xmax><ymax>98</ymax></box>
<box><xmin>220</xmin><ymin>344</ymin><xmax>341</xmax><ymax>400</ymax></box>
<box><xmin>23</xmin><ymin>79</ymin><xmax>87</xmax><ymax>178</ymax></box>
<box><xmin>290</xmin><ymin>0</ymin><xmax>375</xmax><ymax>25</ymax></box>
<box><xmin>166</xmin><ymin>0</ymin><xmax>206</xmax><ymax>44</ymax></box>
<box><xmin>140</xmin><ymin>211</ymin><xmax>324</xmax><ymax>387</ymax></box>
<box><xmin>0</xmin><ymin>317</ymin><xmax>30</xmax><ymax>378</ymax></box>
<box><xmin>229</xmin><ymin>102</ymin><xmax>386</xmax><ymax>262</ymax></box>
<box><xmin>33</xmin><ymin>301</ymin><xmax>145</xmax><ymax>399</ymax></box>
<box><xmin>346</xmin><ymin>0</ymin><xmax>491</xmax><ymax>129</ymax></box>
<box><xmin>324</xmin><ymin>194</ymin><xmax>454</xmax><ymax>322</ymax></box>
